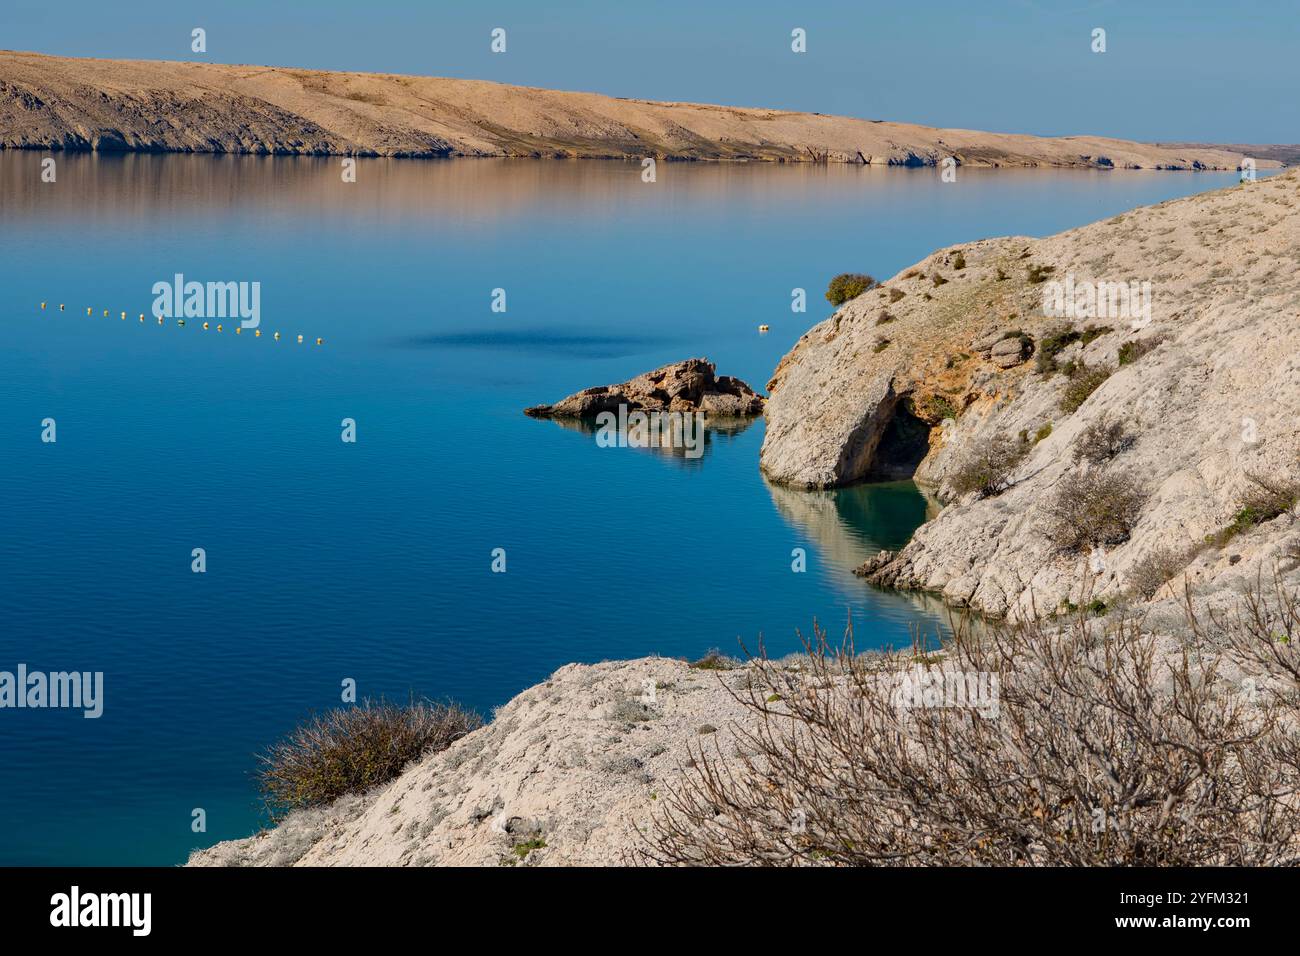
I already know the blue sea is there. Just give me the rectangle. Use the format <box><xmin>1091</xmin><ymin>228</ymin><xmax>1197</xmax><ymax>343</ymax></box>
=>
<box><xmin>0</xmin><ymin>153</ymin><xmax>1252</xmax><ymax>864</ymax></box>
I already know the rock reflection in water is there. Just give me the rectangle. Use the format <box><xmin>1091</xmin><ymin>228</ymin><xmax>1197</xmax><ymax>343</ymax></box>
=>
<box><xmin>535</xmin><ymin>414</ymin><xmax>758</xmax><ymax>466</ymax></box>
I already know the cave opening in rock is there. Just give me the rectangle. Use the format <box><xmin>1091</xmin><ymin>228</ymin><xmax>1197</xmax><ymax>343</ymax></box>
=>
<box><xmin>867</xmin><ymin>399</ymin><xmax>933</xmax><ymax>480</ymax></box>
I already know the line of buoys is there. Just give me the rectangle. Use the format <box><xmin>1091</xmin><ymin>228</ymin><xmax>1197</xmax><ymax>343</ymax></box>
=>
<box><xmin>40</xmin><ymin>301</ymin><xmax>324</xmax><ymax>347</ymax></box>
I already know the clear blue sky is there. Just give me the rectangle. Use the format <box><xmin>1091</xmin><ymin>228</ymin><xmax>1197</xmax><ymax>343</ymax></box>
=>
<box><xmin>4</xmin><ymin>0</ymin><xmax>1296</xmax><ymax>142</ymax></box>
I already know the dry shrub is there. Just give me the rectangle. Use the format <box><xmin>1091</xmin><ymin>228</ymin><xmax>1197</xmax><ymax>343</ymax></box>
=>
<box><xmin>948</xmin><ymin>433</ymin><xmax>1026</xmax><ymax>499</ymax></box>
<box><xmin>258</xmin><ymin>699</ymin><xmax>481</xmax><ymax>819</ymax></box>
<box><xmin>637</xmin><ymin>587</ymin><xmax>1300</xmax><ymax>866</ymax></box>
<box><xmin>1041</xmin><ymin>468</ymin><xmax>1145</xmax><ymax>551</ymax></box>
<box><xmin>1239</xmin><ymin>472</ymin><xmax>1300</xmax><ymax>524</ymax></box>
<box><xmin>1128</xmin><ymin>545</ymin><xmax>1194</xmax><ymax>599</ymax></box>
<box><xmin>1073</xmin><ymin>416</ymin><xmax>1134</xmax><ymax>464</ymax></box>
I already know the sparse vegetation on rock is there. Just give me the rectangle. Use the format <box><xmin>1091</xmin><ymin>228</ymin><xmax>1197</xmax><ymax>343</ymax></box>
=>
<box><xmin>1059</xmin><ymin>363</ymin><xmax>1113</xmax><ymax>414</ymax></box>
<box><xmin>948</xmin><ymin>434</ymin><xmax>1027</xmax><ymax>499</ymax></box>
<box><xmin>1073</xmin><ymin>416</ymin><xmax>1133</xmax><ymax>464</ymax></box>
<box><xmin>1041</xmin><ymin>468</ymin><xmax>1145</xmax><ymax>552</ymax></box>
<box><xmin>257</xmin><ymin>700</ymin><xmax>481</xmax><ymax>819</ymax></box>
<box><xmin>825</xmin><ymin>273</ymin><xmax>877</xmax><ymax>306</ymax></box>
<box><xmin>638</xmin><ymin>599</ymin><xmax>1300</xmax><ymax>865</ymax></box>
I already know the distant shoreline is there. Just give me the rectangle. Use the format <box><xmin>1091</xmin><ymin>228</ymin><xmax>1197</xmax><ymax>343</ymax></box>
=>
<box><xmin>0</xmin><ymin>51</ymin><xmax>1284</xmax><ymax>170</ymax></box>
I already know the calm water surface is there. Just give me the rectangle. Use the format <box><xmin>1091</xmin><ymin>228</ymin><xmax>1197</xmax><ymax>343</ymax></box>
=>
<box><xmin>0</xmin><ymin>154</ymin><xmax>1251</xmax><ymax>864</ymax></box>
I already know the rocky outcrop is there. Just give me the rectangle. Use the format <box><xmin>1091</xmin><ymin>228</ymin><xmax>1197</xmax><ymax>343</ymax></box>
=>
<box><xmin>188</xmin><ymin>657</ymin><xmax>760</xmax><ymax>867</ymax></box>
<box><xmin>524</xmin><ymin>358</ymin><xmax>764</xmax><ymax>419</ymax></box>
<box><xmin>763</xmin><ymin>169</ymin><xmax>1300</xmax><ymax>618</ymax></box>
<box><xmin>0</xmin><ymin>51</ymin><xmax>1280</xmax><ymax>168</ymax></box>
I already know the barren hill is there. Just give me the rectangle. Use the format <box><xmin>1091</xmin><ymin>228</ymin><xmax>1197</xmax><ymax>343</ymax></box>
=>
<box><xmin>0</xmin><ymin>50</ymin><xmax>1276</xmax><ymax>169</ymax></box>
<box><xmin>762</xmin><ymin>168</ymin><xmax>1300</xmax><ymax>619</ymax></box>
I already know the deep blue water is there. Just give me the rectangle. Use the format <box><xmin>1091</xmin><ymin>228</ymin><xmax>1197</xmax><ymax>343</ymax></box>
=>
<box><xmin>0</xmin><ymin>154</ymin><xmax>1253</xmax><ymax>864</ymax></box>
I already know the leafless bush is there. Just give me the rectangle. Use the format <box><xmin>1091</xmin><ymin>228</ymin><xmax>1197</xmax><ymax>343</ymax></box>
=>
<box><xmin>1128</xmin><ymin>546</ymin><xmax>1194</xmax><ymax>600</ymax></box>
<box><xmin>1041</xmin><ymin>468</ymin><xmax>1145</xmax><ymax>551</ymax></box>
<box><xmin>636</xmin><ymin>590</ymin><xmax>1300</xmax><ymax>866</ymax></box>
<box><xmin>1240</xmin><ymin>472</ymin><xmax>1300</xmax><ymax>524</ymax></box>
<box><xmin>1073</xmin><ymin>416</ymin><xmax>1134</xmax><ymax>465</ymax></box>
<box><xmin>258</xmin><ymin>699</ymin><xmax>481</xmax><ymax>820</ymax></box>
<box><xmin>948</xmin><ymin>433</ymin><xmax>1027</xmax><ymax>499</ymax></box>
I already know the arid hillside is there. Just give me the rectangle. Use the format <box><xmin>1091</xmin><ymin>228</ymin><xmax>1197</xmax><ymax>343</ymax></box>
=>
<box><xmin>762</xmin><ymin>168</ymin><xmax>1300</xmax><ymax>619</ymax></box>
<box><xmin>0</xmin><ymin>50</ymin><xmax>1278</xmax><ymax>169</ymax></box>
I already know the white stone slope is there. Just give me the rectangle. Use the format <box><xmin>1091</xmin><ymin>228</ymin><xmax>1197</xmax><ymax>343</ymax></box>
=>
<box><xmin>188</xmin><ymin>658</ymin><xmax>761</xmax><ymax>867</ymax></box>
<box><xmin>762</xmin><ymin>168</ymin><xmax>1300</xmax><ymax>618</ymax></box>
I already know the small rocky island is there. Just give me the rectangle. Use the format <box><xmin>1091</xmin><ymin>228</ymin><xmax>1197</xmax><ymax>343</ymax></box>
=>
<box><xmin>524</xmin><ymin>358</ymin><xmax>765</xmax><ymax>419</ymax></box>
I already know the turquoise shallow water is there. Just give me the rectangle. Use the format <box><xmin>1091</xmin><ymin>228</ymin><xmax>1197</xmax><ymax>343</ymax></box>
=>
<box><xmin>0</xmin><ymin>154</ymin><xmax>1253</xmax><ymax>864</ymax></box>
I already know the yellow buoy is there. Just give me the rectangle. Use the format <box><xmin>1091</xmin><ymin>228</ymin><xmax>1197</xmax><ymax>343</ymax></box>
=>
<box><xmin>103</xmin><ymin>310</ymin><xmax>108</xmax><ymax>317</ymax></box>
<box><xmin>178</xmin><ymin>319</ymin><xmax>186</xmax><ymax>327</ymax></box>
<box><xmin>216</xmin><ymin>324</ymin><xmax>223</xmax><ymax>333</ymax></box>
<box><xmin>316</xmin><ymin>338</ymin><xmax>323</xmax><ymax>346</ymax></box>
<box><xmin>758</xmin><ymin>324</ymin><xmax>770</xmax><ymax>332</ymax></box>
<box><xmin>236</xmin><ymin>327</ymin><xmax>242</xmax><ymax>335</ymax></box>
<box><xmin>273</xmin><ymin>332</ymin><xmax>280</xmax><ymax>341</ymax></box>
<box><xmin>121</xmin><ymin>311</ymin><xmax>126</xmax><ymax>320</ymax></box>
<box><xmin>40</xmin><ymin>302</ymin><xmax>46</xmax><ymax>310</ymax></box>
<box><xmin>60</xmin><ymin>304</ymin><xmax>65</xmax><ymax>312</ymax></box>
<box><xmin>202</xmin><ymin>321</ymin><xmax>209</xmax><ymax>330</ymax></box>
<box><xmin>87</xmin><ymin>307</ymin><xmax>93</xmax><ymax>316</ymax></box>
<box><xmin>296</xmin><ymin>334</ymin><xmax>303</xmax><ymax>344</ymax></box>
<box><xmin>139</xmin><ymin>314</ymin><xmax>145</xmax><ymax>322</ymax></box>
<box><xmin>157</xmin><ymin>316</ymin><xmax>164</xmax><ymax>325</ymax></box>
<box><xmin>254</xmin><ymin>329</ymin><xmax>261</xmax><ymax>338</ymax></box>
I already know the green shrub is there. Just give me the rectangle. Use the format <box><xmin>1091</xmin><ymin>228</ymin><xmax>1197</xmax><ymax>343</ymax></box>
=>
<box><xmin>952</xmin><ymin>251</ymin><xmax>967</xmax><ymax>270</ymax></box>
<box><xmin>924</xmin><ymin>394</ymin><xmax>960</xmax><ymax>421</ymax></box>
<box><xmin>888</xmin><ymin>288</ymin><xmax>906</xmax><ymax>303</ymax></box>
<box><xmin>1033</xmin><ymin>422</ymin><xmax>1053</xmax><ymax>444</ymax></box>
<box><xmin>258</xmin><ymin>700</ymin><xmax>481</xmax><ymax>819</ymax></box>
<box><xmin>513</xmin><ymin>838</ymin><xmax>547</xmax><ymax>859</ymax></box>
<box><xmin>1027</xmin><ymin>263</ymin><xmax>1056</xmax><ymax>284</ymax></box>
<box><xmin>690</xmin><ymin>649</ymin><xmax>738</xmax><ymax>670</ymax></box>
<box><xmin>948</xmin><ymin>433</ymin><xmax>1027</xmax><ymax>499</ymax></box>
<box><xmin>1035</xmin><ymin>326</ymin><xmax>1081</xmax><ymax>375</ymax></box>
<box><xmin>932</xmin><ymin>272</ymin><xmax>949</xmax><ymax>287</ymax></box>
<box><xmin>1041</xmin><ymin>469</ymin><xmax>1146</xmax><ymax>552</ymax></box>
<box><xmin>876</xmin><ymin>310</ymin><xmax>896</xmax><ymax>325</ymax></box>
<box><xmin>872</xmin><ymin>338</ymin><xmax>892</xmax><ymax>353</ymax></box>
<box><xmin>1207</xmin><ymin>473</ymin><xmax>1300</xmax><ymax>549</ymax></box>
<box><xmin>1118</xmin><ymin>337</ymin><xmax>1161</xmax><ymax>366</ymax></box>
<box><xmin>825</xmin><ymin>273</ymin><xmax>877</xmax><ymax>306</ymax></box>
<box><xmin>1059</xmin><ymin>364</ymin><xmax>1113</xmax><ymax>414</ymax></box>
<box><xmin>1079</xmin><ymin>324</ymin><xmax>1114</xmax><ymax>346</ymax></box>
